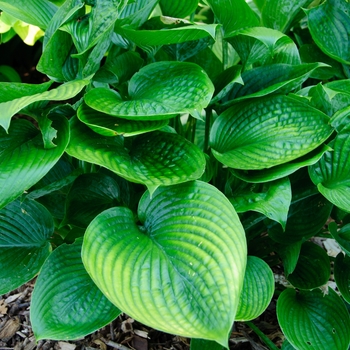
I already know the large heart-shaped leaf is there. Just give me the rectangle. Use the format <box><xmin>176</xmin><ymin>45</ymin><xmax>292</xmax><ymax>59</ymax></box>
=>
<box><xmin>0</xmin><ymin>79</ymin><xmax>89</xmax><ymax>131</ymax></box>
<box><xmin>210</xmin><ymin>95</ymin><xmax>333</xmax><ymax>170</ymax></box>
<box><xmin>309</xmin><ymin>126</ymin><xmax>350</xmax><ymax>213</ymax></box>
<box><xmin>287</xmin><ymin>241</ymin><xmax>330</xmax><ymax>290</ymax></box>
<box><xmin>228</xmin><ymin>177</ymin><xmax>291</xmax><ymax>229</ymax></box>
<box><xmin>0</xmin><ymin>198</ymin><xmax>53</xmax><ymax>294</ymax></box>
<box><xmin>305</xmin><ymin>0</ymin><xmax>350</xmax><ymax>64</ymax></box>
<box><xmin>0</xmin><ymin>117</ymin><xmax>70</xmax><ymax>209</ymax></box>
<box><xmin>31</xmin><ymin>239</ymin><xmax>121</xmax><ymax>340</ymax></box>
<box><xmin>82</xmin><ymin>181</ymin><xmax>247</xmax><ymax>346</ymax></box>
<box><xmin>67</xmin><ymin>118</ymin><xmax>206</xmax><ymax>191</ymax></box>
<box><xmin>235</xmin><ymin>256</ymin><xmax>274</xmax><ymax>321</ymax></box>
<box><xmin>77</xmin><ymin>103</ymin><xmax>169</xmax><ymax>137</ymax></box>
<box><xmin>277</xmin><ymin>288</ymin><xmax>350</xmax><ymax>350</ymax></box>
<box><xmin>85</xmin><ymin>61</ymin><xmax>214</xmax><ymax>120</ymax></box>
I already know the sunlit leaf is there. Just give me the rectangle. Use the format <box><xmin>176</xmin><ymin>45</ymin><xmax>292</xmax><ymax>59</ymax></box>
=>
<box><xmin>82</xmin><ymin>181</ymin><xmax>247</xmax><ymax>347</ymax></box>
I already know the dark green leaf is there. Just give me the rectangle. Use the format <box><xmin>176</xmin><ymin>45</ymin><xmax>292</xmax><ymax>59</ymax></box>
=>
<box><xmin>329</xmin><ymin>222</ymin><xmax>350</xmax><ymax>257</ymax></box>
<box><xmin>31</xmin><ymin>239</ymin><xmax>121</xmax><ymax>340</ymax></box>
<box><xmin>334</xmin><ymin>253</ymin><xmax>350</xmax><ymax>304</ymax></box>
<box><xmin>0</xmin><ymin>199</ymin><xmax>53</xmax><ymax>294</ymax></box>
<box><xmin>0</xmin><ymin>117</ymin><xmax>70</xmax><ymax>209</ymax></box>
<box><xmin>82</xmin><ymin>181</ymin><xmax>247</xmax><ymax>346</ymax></box>
<box><xmin>160</xmin><ymin>0</ymin><xmax>198</xmax><ymax>18</ymax></box>
<box><xmin>268</xmin><ymin>194</ymin><xmax>333</xmax><ymax>244</ymax></box>
<box><xmin>287</xmin><ymin>241</ymin><xmax>330</xmax><ymax>290</ymax></box>
<box><xmin>190</xmin><ymin>338</ymin><xmax>224</xmax><ymax>350</ymax></box>
<box><xmin>305</xmin><ymin>0</ymin><xmax>350</xmax><ymax>64</ymax></box>
<box><xmin>309</xmin><ymin>126</ymin><xmax>350</xmax><ymax>213</ymax></box>
<box><xmin>77</xmin><ymin>103</ymin><xmax>169</xmax><ymax>137</ymax></box>
<box><xmin>277</xmin><ymin>288</ymin><xmax>350</xmax><ymax>350</ymax></box>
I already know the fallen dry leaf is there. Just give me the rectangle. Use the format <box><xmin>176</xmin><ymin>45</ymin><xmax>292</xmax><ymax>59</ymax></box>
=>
<box><xmin>0</xmin><ymin>300</ymin><xmax>8</xmax><ymax>315</ymax></box>
<box><xmin>57</xmin><ymin>341</ymin><xmax>76</xmax><ymax>350</ymax></box>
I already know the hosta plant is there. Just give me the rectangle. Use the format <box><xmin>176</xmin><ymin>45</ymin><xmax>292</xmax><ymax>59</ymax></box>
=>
<box><xmin>1</xmin><ymin>0</ymin><xmax>350</xmax><ymax>349</ymax></box>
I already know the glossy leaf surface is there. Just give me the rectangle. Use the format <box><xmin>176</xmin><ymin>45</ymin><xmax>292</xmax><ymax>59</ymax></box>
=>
<box><xmin>210</xmin><ymin>95</ymin><xmax>333</xmax><ymax>170</ymax></box>
<box><xmin>334</xmin><ymin>253</ymin><xmax>350</xmax><ymax>304</ymax></box>
<box><xmin>228</xmin><ymin>177</ymin><xmax>291</xmax><ymax>229</ymax></box>
<box><xmin>85</xmin><ymin>61</ymin><xmax>214</xmax><ymax>120</ymax></box>
<box><xmin>0</xmin><ymin>79</ymin><xmax>88</xmax><ymax>131</ymax></box>
<box><xmin>0</xmin><ymin>117</ymin><xmax>70</xmax><ymax>209</ymax></box>
<box><xmin>82</xmin><ymin>181</ymin><xmax>247</xmax><ymax>346</ymax></box>
<box><xmin>268</xmin><ymin>194</ymin><xmax>333</xmax><ymax>244</ymax></box>
<box><xmin>31</xmin><ymin>239</ymin><xmax>121</xmax><ymax>340</ymax></box>
<box><xmin>77</xmin><ymin>103</ymin><xmax>168</xmax><ymax>137</ymax></box>
<box><xmin>309</xmin><ymin>126</ymin><xmax>350</xmax><ymax>213</ymax></box>
<box><xmin>287</xmin><ymin>241</ymin><xmax>330</xmax><ymax>290</ymax></box>
<box><xmin>67</xmin><ymin>118</ymin><xmax>206</xmax><ymax>190</ymax></box>
<box><xmin>235</xmin><ymin>256</ymin><xmax>274</xmax><ymax>321</ymax></box>
<box><xmin>329</xmin><ymin>222</ymin><xmax>350</xmax><ymax>257</ymax></box>
<box><xmin>159</xmin><ymin>0</ymin><xmax>198</xmax><ymax>18</ymax></box>
<box><xmin>305</xmin><ymin>0</ymin><xmax>350</xmax><ymax>64</ymax></box>
<box><xmin>277</xmin><ymin>288</ymin><xmax>350</xmax><ymax>350</ymax></box>
<box><xmin>0</xmin><ymin>199</ymin><xmax>53</xmax><ymax>294</ymax></box>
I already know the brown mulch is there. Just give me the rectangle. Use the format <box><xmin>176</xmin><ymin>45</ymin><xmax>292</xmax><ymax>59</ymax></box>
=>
<box><xmin>0</xmin><ymin>280</ymin><xmax>283</xmax><ymax>350</ymax></box>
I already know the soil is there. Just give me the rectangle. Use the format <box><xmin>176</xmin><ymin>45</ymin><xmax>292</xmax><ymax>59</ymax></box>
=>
<box><xmin>0</xmin><ymin>280</ymin><xmax>283</xmax><ymax>350</ymax></box>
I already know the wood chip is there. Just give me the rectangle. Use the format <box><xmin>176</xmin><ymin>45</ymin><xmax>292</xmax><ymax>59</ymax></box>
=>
<box><xmin>92</xmin><ymin>339</ymin><xmax>107</xmax><ymax>350</ymax></box>
<box><xmin>0</xmin><ymin>300</ymin><xmax>8</xmax><ymax>315</ymax></box>
<box><xmin>57</xmin><ymin>342</ymin><xmax>76</xmax><ymax>350</ymax></box>
<box><xmin>104</xmin><ymin>340</ymin><xmax>131</xmax><ymax>350</ymax></box>
<box><xmin>0</xmin><ymin>317</ymin><xmax>21</xmax><ymax>341</ymax></box>
<box><xmin>134</xmin><ymin>330</ymin><xmax>148</xmax><ymax>339</ymax></box>
<box><xmin>23</xmin><ymin>341</ymin><xmax>36</xmax><ymax>350</ymax></box>
<box><xmin>4</xmin><ymin>294</ymin><xmax>21</xmax><ymax>304</ymax></box>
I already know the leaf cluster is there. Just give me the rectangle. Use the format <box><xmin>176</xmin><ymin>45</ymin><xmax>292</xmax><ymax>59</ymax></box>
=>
<box><xmin>1</xmin><ymin>0</ymin><xmax>350</xmax><ymax>349</ymax></box>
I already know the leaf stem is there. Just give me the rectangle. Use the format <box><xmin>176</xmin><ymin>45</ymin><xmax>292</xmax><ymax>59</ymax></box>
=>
<box><xmin>245</xmin><ymin>321</ymin><xmax>280</xmax><ymax>350</ymax></box>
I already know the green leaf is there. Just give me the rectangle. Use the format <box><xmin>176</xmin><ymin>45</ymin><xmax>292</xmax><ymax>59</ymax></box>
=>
<box><xmin>226</xmin><ymin>27</ymin><xmax>300</xmax><ymax>67</ymax></box>
<box><xmin>0</xmin><ymin>79</ymin><xmax>89</xmax><ymax>131</ymax></box>
<box><xmin>0</xmin><ymin>0</ymin><xmax>57</xmax><ymax>29</ymax></box>
<box><xmin>261</xmin><ymin>0</ymin><xmax>311</xmax><ymax>32</ymax></box>
<box><xmin>0</xmin><ymin>65</ymin><xmax>21</xmax><ymax>82</ymax></box>
<box><xmin>31</xmin><ymin>239</ymin><xmax>121</xmax><ymax>340</ymax></box>
<box><xmin>67</xmin><ymin>118</ymin><xmax>206</xmax><ymax>190</ymax></box>
<box><xmin>235</xmin><ymin>256</ymin><xmax>274</xmax><ymax>321</ymax></box>
<box><xmin>77</xmin><ymin>103</ymin><xmax>169</xmax><ymax>137</ymax></box>
<box><xmin>305</xmin><ymin>0</ymin><xmax>350</xmax><ymax>64</ymax></box>
<box><xmin>0</xmin><ymin>117</ymin><xmax>70</xmax><ymax>209</ymax></box>
<box><xmin>277</xmin><ymin>288</ymin><xmax>350</xmax><ymax>350</ymax></box>
<box><xmin>160</xmin><ymin>0</ymin><xmax>198</xmax><ymax>18</ymax></box>
<box><xmin>276</xmin><ymin>241</ymin><xmax>302</xmax><ymax>277</ymax></box>
<box><xmin>329</xmin><ymin>222</ymin><xmax>350</xmax><ymax>257</ymax></box>
<box><xmin>223</xmin><ymin>62</ymin><xmax>328</xmax><ymax>106</ymax></box>
<box><xmin>331</xmin><ymin>105</ymin><xmax>350</xmax><ymax>133</ymax></box>
<box><xmin>230</xmin><ymin>144</ymin><xmax>331</xmax><ymax>183</ymax></box>
<box><xmin>334</xmin><ymin>253</ymin><xmax>350</xmax><ymax>304</ymax></box>
<box><xmin>85</xmin><ymin>61</ymin><xmax>214</xmax><ymax>120</ymax></box>
<box><xmin>206</xmin><ymin>0</ymin><xmax>259</xmax><ymax>36</ymax></box>
<box><xmin>228</xmin><ymin>177</ymin><xmax>291</xmax><ymax>229</ymax></box>
<box><xmin>287</xmin><ymin>241</ymin><xmax>330</xmax><ymax>290</ymax></box>
<box><xmin>190</xmin><ymin>338</ymin><xmax>224</xmax><ymax>350</ymax></box>
<box><xmin>210</xmin><ymin>95</ymin><xmax>333</xmax><ymax>170</ymax></box>
<box><xmin>268</xmin><ymin>194</ymin><xmax>333</xmax><ymax>244</ymax></box>
<box><xmin>115</xmin><ymin>21</ymin><xmax>219</xmax><ymax>47</ymax></box>
<box><xmin>62</xmin><ymin>173</ymin><xmax>121</xmax><ymax>228</ymax></box>
<box><xmin>82</xmin><ymin>181</ymin><xmax>247</xmax><ymax>347</ymax></box>
<box><xmin>309</xmin><ymin>126</ymin><xmax>350</xmax><ymax>213</ymax></box>
<box><xmin>0</xmin><ymin>199</ymin><xmax>53</xmax><ymax>294</ymax></box>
